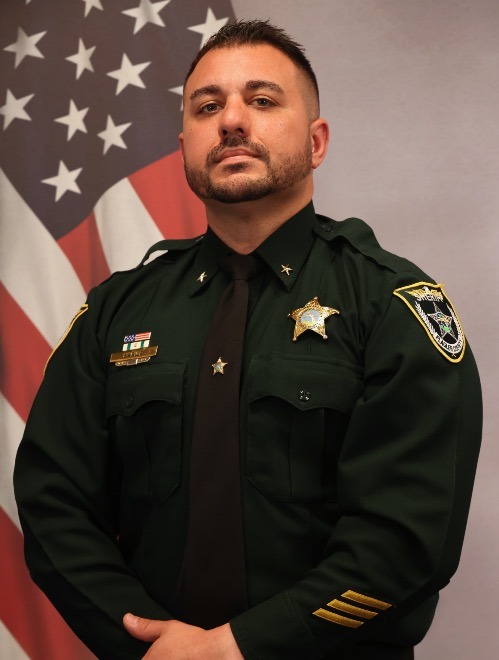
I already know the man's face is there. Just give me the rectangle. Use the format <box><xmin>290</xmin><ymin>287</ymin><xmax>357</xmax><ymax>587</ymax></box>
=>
<box><xmin>180</xmin><ymin>44</ymin><xmax>317</xmax><ymax>205</ymax></box>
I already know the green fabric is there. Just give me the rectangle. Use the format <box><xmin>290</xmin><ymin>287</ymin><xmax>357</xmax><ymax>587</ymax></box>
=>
<box><xmin>14</xmin><ymin>202</ymin><xmax>482</xmax><ymax>659</ymax></box>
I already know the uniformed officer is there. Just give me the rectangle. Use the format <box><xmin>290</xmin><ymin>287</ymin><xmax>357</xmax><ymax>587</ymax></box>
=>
<box><xmin>14</xmin><ymin>20</ymin><xmax>482</xmax><ymax>660</ymax></box>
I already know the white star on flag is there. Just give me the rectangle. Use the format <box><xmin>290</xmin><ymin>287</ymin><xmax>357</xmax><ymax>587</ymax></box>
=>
<box><xmin>169</xmin><ymin>85</ymin><xmax>184</xmax><ymax>111</ymax></box>
<box><xmin>82</xmin><ymin>0</ymin><xmax>104</xmax><ymax>18</ymax></box>
<box><xmin>66</xmin><ymin>39</ymin><xmax>96</xmax><ymax>79</ymax></box>
<box><xmin>122</xmin><ymin>0</ymin><xmax>171</xmax><ymax>34</ymax></box>
<box><xmin>0</xmin><ymin>90</ymin><xmax>35</xmax><ymax>130</ymax></box>
<box><xmin>54</xmin><ymin>100</ymin><xmax>89</xmax><ymax>141</ymax></box>
<box><xmin>3</xmin><ymin>27</ymin><xmax>47</xmax><ymax>68</ymax></box>
<box><xmin>107</xmin><ymin>54</ymin><xmax>151</xmax><ymax>95</ymax></box>
<box><xmin>41</xmin><ymin>161</ymin><xmax>83</xmax><ymax>201</ymax></box>
<box><xmin>97</xmin><ymin>115</ymin><xmax>132</xmax><ymax>154</ymax></box>
<box><xmin>188</xmin><ymin>8</ymin><xmax>229</xmax><ymax>49</ymax></box>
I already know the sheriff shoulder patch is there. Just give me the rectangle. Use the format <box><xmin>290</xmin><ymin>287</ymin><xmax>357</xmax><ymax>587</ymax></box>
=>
<box><xmin>44</xmin><ymin>303</ymin><xmax>89</xmax><ymax>373</ymax></box>
<box><xmin>393</xmin><ymin>282</ymin><xmax>465</xmax><ymax>363</ymax></box>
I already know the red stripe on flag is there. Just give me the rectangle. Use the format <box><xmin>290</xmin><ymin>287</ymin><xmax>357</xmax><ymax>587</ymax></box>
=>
<box><xmin>128</xmin><ymin>149</ymin><xmax>207</xmax><ymax>239</ymax></box>
<box><xmin>0</xmin><ymin>284</ymin><xmax>51</xmax><ymax>422</ymax></box>
<box><xmin>58</xmin><ymin>211</ymin><xmax>112</xmax><ymax>293</ymax></box>
<box><xmin>0</xmin><ymin>507</ymin><xmax>94</xmax><ymax>660</ymax></box>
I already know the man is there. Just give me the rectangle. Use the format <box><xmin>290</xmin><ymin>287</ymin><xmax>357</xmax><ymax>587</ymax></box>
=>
<box><xmin>14</xmin><ymin>20</ymin><xmax>482</xmax><ymax>660</ymax></box>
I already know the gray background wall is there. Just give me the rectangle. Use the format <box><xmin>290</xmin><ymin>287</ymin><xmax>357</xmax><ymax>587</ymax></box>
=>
<box><xmin>231</xmin><ymin>1</ymin><xmax>499</xmax><ymax>657</ymax></box>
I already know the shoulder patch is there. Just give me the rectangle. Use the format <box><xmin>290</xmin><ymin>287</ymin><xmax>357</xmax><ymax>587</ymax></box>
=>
<box><xmin>393</xmin><ymin>282</ymin><xmax>465</xmax><ymax>363</ymax></box>
<box><xmin>44</xmin><ymin>304</ymin><xmax>89</xmax><ymax>373</ymax></box>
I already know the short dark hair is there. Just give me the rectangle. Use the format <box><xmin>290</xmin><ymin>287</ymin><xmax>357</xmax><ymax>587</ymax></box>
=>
<box><xmin>184</xmin><ymin>19</ymin><xmax>320</xmax><ymax>109</ymax></box>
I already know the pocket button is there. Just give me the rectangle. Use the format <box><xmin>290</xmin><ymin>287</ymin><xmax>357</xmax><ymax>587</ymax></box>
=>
<box><xmin>298</xmin><ymin>389</ymin><xmax>311</xmax><ymax>402</ymax></box>
<box><xmin>125</xmin><ymin>395</ymin><xmax>134</xmax><ymax>409</ymax></box>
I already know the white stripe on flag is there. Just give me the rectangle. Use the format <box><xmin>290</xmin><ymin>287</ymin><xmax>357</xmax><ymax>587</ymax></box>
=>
<box><xmin>94</xmin><ymin>176</ymin><xmax>163</xmax><ymax>274</ymax></box>
<box><xmin>0</xmin><ymin>168</ymin><xmax>86</xmax><ymax>347</ymax></box>
<box><xmin>0</xmin><ymin>393</ymin><xmax>24</xmax><ymax>530</ymax></box>
<box><xmin>0</xmin><ymin>620</ymin><xmax>29</xmax><ymax>660</ymax></box>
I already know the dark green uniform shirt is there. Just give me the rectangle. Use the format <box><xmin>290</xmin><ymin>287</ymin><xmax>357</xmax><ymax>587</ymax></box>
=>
<box><xmin>14</xmin><ymin>203</ymin><xmax>482</xmax><ymax>659</ymax></box>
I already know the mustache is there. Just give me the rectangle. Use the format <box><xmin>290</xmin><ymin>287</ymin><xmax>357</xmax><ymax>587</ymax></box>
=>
<box><xmin>206</xmin><ymin>136</ymin><xmax>269</xmax><ymax>166</ymax></box>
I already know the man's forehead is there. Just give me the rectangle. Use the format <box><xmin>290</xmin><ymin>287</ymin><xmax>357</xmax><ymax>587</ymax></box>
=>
<box><xmin>185</xmin><ymin>44</ymin><xmax>298</xmax><ymax>91</ymax></box>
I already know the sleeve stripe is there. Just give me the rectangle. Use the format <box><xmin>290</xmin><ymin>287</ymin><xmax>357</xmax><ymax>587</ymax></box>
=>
<box><xmin>312</xmin><ymin>608</ymin><xmax>364</xmax><ymax>628</ymax></box>
<box><xmin>327</xmin><ymin>598</ymin><xmax>378</xmax><ymax>619</ymax></box>
<box><xmin>342</xmin><ymin>590</ymin><xmax>392</xmax><ymax>610</ymax></box>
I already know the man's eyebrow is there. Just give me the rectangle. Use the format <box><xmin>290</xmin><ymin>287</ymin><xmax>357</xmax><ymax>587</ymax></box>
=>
<box><xmin>189</xmin><ymin>85</ymin><xmax>222</xmax><ymax>101</ymax></box>
<box><xmin>189</xmin><ymin>80</ymin><xmax>285</xmax><ymax>101</ymax></box>
<box><xmin>245</xmin><ymin>80</ymin><xmax>284</xmax><ymax>94</ymax></box>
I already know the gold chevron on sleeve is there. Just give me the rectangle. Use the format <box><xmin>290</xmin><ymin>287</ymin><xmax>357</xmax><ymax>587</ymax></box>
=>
<box><xmin>342</xmin><ymin>590</ymin><xmax>392</xmax><ymax>611</ymax></box>
<box><xmin>327</xmin><ymin>598</ymin><xmax>378</xmax><ymax>619</ymax></box>
<box><xmin>312</xmin><ymin>589</ymin><xmax>393</xmax><ymax>627</ymax></box>
<box><xmin>312</xmin><ymin>608</ymin><xmax>364</xmax><ymax>628</ymax></box>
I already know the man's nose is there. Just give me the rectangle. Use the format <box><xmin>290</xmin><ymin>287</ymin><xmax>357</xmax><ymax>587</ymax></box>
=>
<box><xmin>218</xmin><ymin>98</ymin><xmax>250</xmax><ymax>139</ymax></box>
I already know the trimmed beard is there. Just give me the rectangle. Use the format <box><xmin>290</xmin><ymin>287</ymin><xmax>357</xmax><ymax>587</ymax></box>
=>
<box><xmin>183</xmin><ymin>135</ymin><xmax>313</xmax><ymax>204</ymax></box>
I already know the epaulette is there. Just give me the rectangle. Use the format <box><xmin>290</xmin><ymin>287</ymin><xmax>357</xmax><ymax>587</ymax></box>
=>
<box><xmin>96</xmin><ymin>235</ymin><xmax>205</xmax><ymax>288</ymax></box>
<box><xmin>139</xmin><ymin>235</ymin><xmax>205</xmax><ymax>266</ymax></box>
<box><xmin>314</xmin><ymin>214</ymin><xmax>429</xmax><ymax>278</ymax></box>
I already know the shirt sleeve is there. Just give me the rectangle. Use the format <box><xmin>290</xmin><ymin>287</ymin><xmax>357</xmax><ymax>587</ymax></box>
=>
<box><xmin>13</xmin><ymin>289</ymin><xmax>171</xmax><ymax>660</ymax></box>
<box><xmin>230</xmin><ymin>275</ymin><xmax>482</xmax><ymax>659</ymax></box>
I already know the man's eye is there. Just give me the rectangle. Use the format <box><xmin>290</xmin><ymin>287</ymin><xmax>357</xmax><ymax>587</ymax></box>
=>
<box><xmin>253</xmin><ymin>98</ymin><xmax>274</xmax><ymax>108</ymax></box>
<box><xmin>199</xmin><ymin>103</ymin><xmax>220</xmax><ymax>114</ymax></box>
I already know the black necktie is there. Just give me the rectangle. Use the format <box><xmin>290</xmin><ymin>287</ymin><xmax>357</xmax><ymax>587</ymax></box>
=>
<box><xmin>180</xmin><ymin>253</ymin><xmax>262</xmax><ymax>629</ymax></box>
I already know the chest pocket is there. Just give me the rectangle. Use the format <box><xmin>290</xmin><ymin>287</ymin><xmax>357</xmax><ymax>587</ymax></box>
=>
<box><xmin>246</xmin><ymin>354</ymin><xmax>363</xmax><ymax>502</ymax></box>
<box><xmin>105</xmin><ymin>361</ymin><xmax>186</xmax><ymax>505</ymax></box>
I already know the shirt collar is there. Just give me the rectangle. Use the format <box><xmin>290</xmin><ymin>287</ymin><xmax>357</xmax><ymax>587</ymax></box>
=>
<box><xmin>255</xmin><ymin>201</ymin><xmax>316</xmax><ymax>292</ymax></box>
<box><xmin>189</xmin><ymin>228</ymin><xmax>231</xmax><ymax>295</ymax></box>
<box><xmin>189</xmin><ymin>201</ymin><xmax>317</xmax><ymax>295</ymax></box>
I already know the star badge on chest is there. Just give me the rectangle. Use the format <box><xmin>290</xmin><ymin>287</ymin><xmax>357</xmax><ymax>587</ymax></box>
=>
<box><xmin>288</xmin><ymin>297</ymin><xmax>340</xmax><ymax>341</ymax></box>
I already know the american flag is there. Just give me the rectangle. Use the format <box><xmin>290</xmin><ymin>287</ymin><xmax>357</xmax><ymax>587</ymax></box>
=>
<box><xmin>124</xmin><ymin>332</ymin><xmax>151</xmax><ymax>342</ymax></box>
<box><xmin>0</xmin><ymin>1</ymin><xmax>235</xmax><ymax>657</ymax></box>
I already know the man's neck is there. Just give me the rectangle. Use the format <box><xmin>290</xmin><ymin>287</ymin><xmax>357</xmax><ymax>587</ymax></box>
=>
<box><xmin>204</xmin><ymin>183</ymin><xmax>314</xmax><ymax>254</ymax></box>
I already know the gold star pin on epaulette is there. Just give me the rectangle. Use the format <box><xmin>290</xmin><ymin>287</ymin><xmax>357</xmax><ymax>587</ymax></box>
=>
<box><xmin>280</xmin><ymin>264</ymin><xmax>293</xmax><ymax>276</ymax></box>
<box><xmin>288</xmin><ymin>297</ymin><xmax>340</xmax><ymax>341</ymax></box>
<box><xmin>197</xmin><ymin>271</ymin><xmax>207</xmax><ymax>283</ymax></box>
<box><xmin>212</xmin><ymin>357</ymin><xmax>228</xmax><ymax>374</ymax></box>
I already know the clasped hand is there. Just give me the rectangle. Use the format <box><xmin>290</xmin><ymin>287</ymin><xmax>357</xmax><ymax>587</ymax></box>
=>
<box><xmin>123</xmin><ymin>613</ymin><xmax>244</xmax><ymax>659</ymax></box>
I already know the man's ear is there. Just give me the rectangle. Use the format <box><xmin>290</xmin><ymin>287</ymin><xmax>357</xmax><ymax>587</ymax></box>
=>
<box><xmin>310</xmin><ymin>118</ymin><xmax>329</xmax><ymax>169</ymax></box>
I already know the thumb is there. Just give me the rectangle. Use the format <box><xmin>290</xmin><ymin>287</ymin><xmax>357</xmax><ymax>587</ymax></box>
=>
<box><xmin>123</xmin><ymin>613</ymin><xmax>164</xmax><ymax>642</ymax></box>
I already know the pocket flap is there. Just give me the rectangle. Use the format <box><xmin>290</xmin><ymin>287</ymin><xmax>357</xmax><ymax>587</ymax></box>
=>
<box><xmin>106</xmin><ymin>361</ymin><xmax>186</xmax><ymax>417</ymax></box>
<box><xmin>248</xmin><ymin>354</ymin><xmax>362</xmax><ymax>414</ymax></box>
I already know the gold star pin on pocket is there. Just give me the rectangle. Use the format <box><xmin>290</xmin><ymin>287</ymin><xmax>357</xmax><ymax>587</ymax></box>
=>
<box><xmin>288</xmin><ymin>297</ymin><xmax>339</xmax><ymax>341</ymax></box>
<box><xmin>212</xmin><ymin>357</ymin><xmax>228</xmax><ymax>374</ymax></box>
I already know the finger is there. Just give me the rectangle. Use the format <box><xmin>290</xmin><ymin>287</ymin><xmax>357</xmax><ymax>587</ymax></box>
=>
<box><xmin>123</xmin><ymin>613</ymin><xmax>165</xmax><ymax>642</ymax></box>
